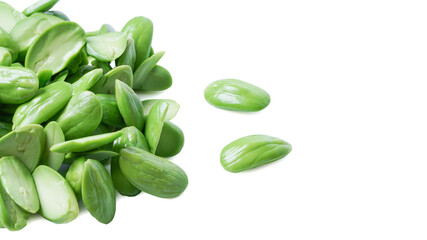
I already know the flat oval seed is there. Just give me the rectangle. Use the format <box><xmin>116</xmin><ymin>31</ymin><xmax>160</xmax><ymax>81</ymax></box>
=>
<box><xmin>0</xmin><ymin>124</ymin><xmax>46</xmax><ymax>172</ymax></box>
<box><xmin>155</xmin><ymin>121</ymin><xmax>185</xmax><ymax>158</ymax></box>
<box><xmin>0</xmin><ymin>66</ymin><xmax>39</xmax><ymax>104</ymax></box>
<box><xmin>82</xmin><ymin>159</ymin><xmax>116</xmax><ymax>224</ymax></box>
<box><xmin>22</xmin><ymin>0</ymin><xmax>59</xmax><ymax>16</ymax></box>
<box><xmin>33</xmin><ymin>165</ymin><xmax>79</xmax><ymax>223</ymax></box>
<box><xmin>40</xmin><ymin>121</ymin><xmax>65</xmax><ymax>171</ymax></box>
<box><xmin>56</xmin><ymin>91</ymin><xmax>102</xmax><ymax>139</ymax></box>
<box><xmin>220</xmin><ymin>135</ymin><xmax>292</xmax><ymax>173</ymax></box>
<box><xmin>72</xmin><ymin>68</ymin><xmax>103</xmax><ymax>95</ymax></box>
<box><xmin>64</xmin><ymin>150</ymin><xmax>118</xmax><ymax>165</ymax></box>
<box><xmin>10</xmin><ymin>13</ymin><xmax>63</xmax><ymax>60</ymax></box>
<box><xmin>0</xmin><ymin>156</ymin><xmax>40</xmax><ymax>213</ymax></box>
<box><xmin>65</xmin><ymin>157</ymin><xmax>85</xmax><ymax>199</ymax></box>
<box><xmin>141</xmin><ymin>65</ymin><xmax>172</xmax><ymax>91</ymax></box>
<box><xmin>116</xmin><ymin>38</ymin><xmax>136</xmax><ymax>70</ymax></box>
<box><xmin>0</xmin><ymin>2</ymin><xmax>25</xmax><ymax>33</ymax></box>
<box><xmin>121</xmin><ymin>16</ymin><xmax>153</xmax><ymax>69</ymax></box>
<box><xmin>133</xmin><ymin>51</ymin><xmax>164</xmax><ymax>90</ymax></box>
<box><xmin>52</xmin><ymin>70</ymin><xmax>68</xmax><ymax>83</ymax></box>
<box><xmin>86</xmin><ymin>32</ymin><xmax>127</xmax><ymax>62</ymax></box>
<box><xmin>119</xmin><ymin>147</ymin><xmax>188</xmax><ymax>198</ymax></box>
<box><xmin>50</xmin><ymin>131</ymin><xmax>122</xmax><ymax>153</ymax></box>
<box><xmin>141</xmin><ymin>99</ymin><xmax>180</xmax><ymax>121</ymax></box>
<box><xmin>12</xmin><ymin>81</ymin><xmax>73</xmax><ymax>129</ymax></box>
<box><xmin>204</xmin><ymin>79</ymin><xmax>271</xmax><ymax>112</ymax></box>
<box><xmin>114</xmin><ymin>126</ymin><xmax>149</xmax><ymax>152</ymax></box>
<box><xmin>66</xmin><ymin>65</ymin><xmax>95</xmax><ymax>83</ymax></box>
<box><xmin>145</xmin><ymin>101</ymin><xmax>169</xmax><ymax>153</ymax></box>
<box><xmin>0</xmin><ymin>178</ymin><xmax>27</xmax><ymax>231</ymax></box>
<box><xmin>111</xmin><ymin>157</ymin><xmax>140</xmax><ymax>197</ymax></box>
<box><xmin>90</xmin><ymin>65</ymin><xmax>133</xmax><ymax>94</ymax></box>
<box><xmin>96</xmin><ymin>94</ymin><xmax>126</xmax><ymax>128</ymax></box>
<box><xmin>25</xmin><ymin>21</ymin><xmax>86</xmax><ymax>76</ymax></box>
<box><xmin>111</xmin><ymin>126</ymin><xmax>148</xmax><ymax>196</ymax></box>
<box><xmin>115</xmin><ymin>80</ymin><xmax>145</xmax><ymax>130</ymax></box>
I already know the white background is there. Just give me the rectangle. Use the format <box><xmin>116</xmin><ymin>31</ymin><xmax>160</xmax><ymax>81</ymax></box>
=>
<box><xmin>4</xmin><ymin>0</ymin><xmax>427</xmax><ymax>239</ymax></box>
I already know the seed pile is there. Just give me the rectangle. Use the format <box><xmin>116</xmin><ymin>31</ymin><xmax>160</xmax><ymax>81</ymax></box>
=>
<box><xmin>0</xmin><ymin>0</ymin><xmax>185</xmax><ymax>230</ymax></box>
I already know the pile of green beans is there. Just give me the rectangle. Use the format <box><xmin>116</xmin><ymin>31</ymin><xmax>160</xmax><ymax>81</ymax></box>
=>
<box><xmin>0</xmin><ymin>0</ymin><xmax>185</xmax><ymax>230</ymax></box>
<box><xmin>0</xmin><ymin>0</ymin><xmax>293</xmax><ymax>232</ymax></box>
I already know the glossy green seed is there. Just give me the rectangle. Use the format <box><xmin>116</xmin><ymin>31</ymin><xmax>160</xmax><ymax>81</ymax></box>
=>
<box><xmin>56</xmin><ymin>91</ymin><xmax>102</xmax><ymax>140</ymax></box>
<box><xmin>66</xmin><ymin>65</ymin><xmax>95</xmax><ymax>83</ymax></box>
<box><xmin>64</xmin><ymin>150</ymin><xmax>118</xmax><ymax>165</ymax></box>
<box><xmin>119</xmin><ymin>147</ymin><xmax>188</xmax><ymax>198</ymax></box>
<box><xmin>45</xmin><ymin>10</ymin><xmax>69</xmax><ymax>21</ymax></box>
<box><xmin>114</xmin><ymin>126</ymin><xmax>149</xmax><ymax>152</ymax></box>
<box><xmin>133</xmin><ymin>51</ymin><xmax>164</xmax><ymax>90</ymax></box>
<box><xmin>141</xmin><ymin>99</ymin><xmax>180</xmax><ymax>121</ymax></box>
<box><xmin>82</xmin><ymin>159</ymin><xmax>116</xmax><ymax>224</ymax></box>
<box><xmin>40</xmin><ymin>121</ymin><xmax>65</xmax><ymax>171</ymax></box>
<box><xmin>72</xmin><ymin>68</ymin><xmax>103</xmax><ymax>95</ymax></box>
<box><xmin>0</xmin><ymin>124</ymin><xmax>46</xmax><ymax>172</ymax></box>
<box><xmin>0</xmin><ymin>156</ymin><xmax>40</xmax><ymax>213</ymax></box>
<box><xmin>0</xmin><ymin>26</ymin><xmax>19</xmax><ymax>61</ymax></box>
<box><xmin>121</xmin><ymin>16</ymin><xmax>153</xmax><ymax>69</ymax></box>
<box><xmin>22</xmin><ymin>0</ymin><xmax>59</xmax><ymax>16</ymax></box>
<box><xmin>116</xmin><ymin>38</ymin><xmax>136</xmax><ymax>70</ymax></box>
<box><xmin>141</xmin><ymin>65</ymin><xmax>172</xmax><ymax>91</ymax></box>
<box><xmin>0</xmin><ymin>1</ymin><xmax>25</xmax><ymax>33</ymax></box>
<box><xmin>145</xmin><ymin>101</ymin><xmax>169</xmax><ymax>153</ymax></box>
<box><xmin>10</xmin><ymin>13</ymin><xmax>63</xmax><ymax>60</ymax></box>
<box><xmin>220</xmin><ymin>135</ymin><xmax>292</xmax><ymax>173</ymax></box>
<box><xmin>204</xmin><ymin>79</ymin><xmax>271</xmax><ymax>112</ymax></box>
<box><xmin>0</xmin><ymin>177</ymin><xmax>27</xmax><ymax>231</ymax></box>
<box><xmin>25</xmin><ymin>21</ymin><xmax>86</xmax><ymax>76</ymax></box>
<box><xmin>96</xmin><ymin>94</ymin><xmax>126</xmax><ymax>128</ymax></box>
<box><xmin>13</xmin><ymin>81</ymin><xmax>73</xmax><ymax>129</ymax></box>
<box><xmin>111</xmin><ymin>126</ymin><xmax>148</xmax><ymax>196</ymax></box>
<box><xmin>0</xmin><ymin>47</ymin><xmax>11</xmax><ymax>66</ymax></box>
<box><xmin>86</xmin><ymin>32</ymin><xmax>127</xmax><ymax>62</ymax></box>
<box><xmin>0</xmin><ymin>66</ymin><xmax>39</xmax><ymax>104</ymax></box>
<box><xmin>155</xmin><ymin>121</ymin><xmax>184</xmax><ymax>158</ymax></box>
<box><xmin>115</xmin><ymin>80</ymin><xmax>145</xmax><ymax>130</ymax></box>
<box><xmin>33</xmin><ymin>165</ymin><xmax>79</xmax><ymax>223</ymax></box>
<box><xmin>90</xmin><ymin>65</ymin><xmax>133</xmax><ymax>94</ymax></box>
<box><xmin>50</xmin><ymin>131</ymin><xmax>122</xmax><ymax>153</ymax></box>
<box><xmin>65</xmin><ymin>156</ymin><xmax>85</xmax><ymax>199</ymax></box>
<box><xmin>51</xmin><ymin>70</ymin><xmax>68</xmax><ymax>83</ymax></box>
<box><xmin>110</xmin><ymin>157</ymin><xmax>140</xmax><ymax>197</ymax></box>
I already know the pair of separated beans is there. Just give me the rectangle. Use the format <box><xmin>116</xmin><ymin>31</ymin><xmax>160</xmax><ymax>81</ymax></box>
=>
<box><xmin>204</xmin><ymin>79</ymin><xmax>292</xmax><ymax>172</ymax></box>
